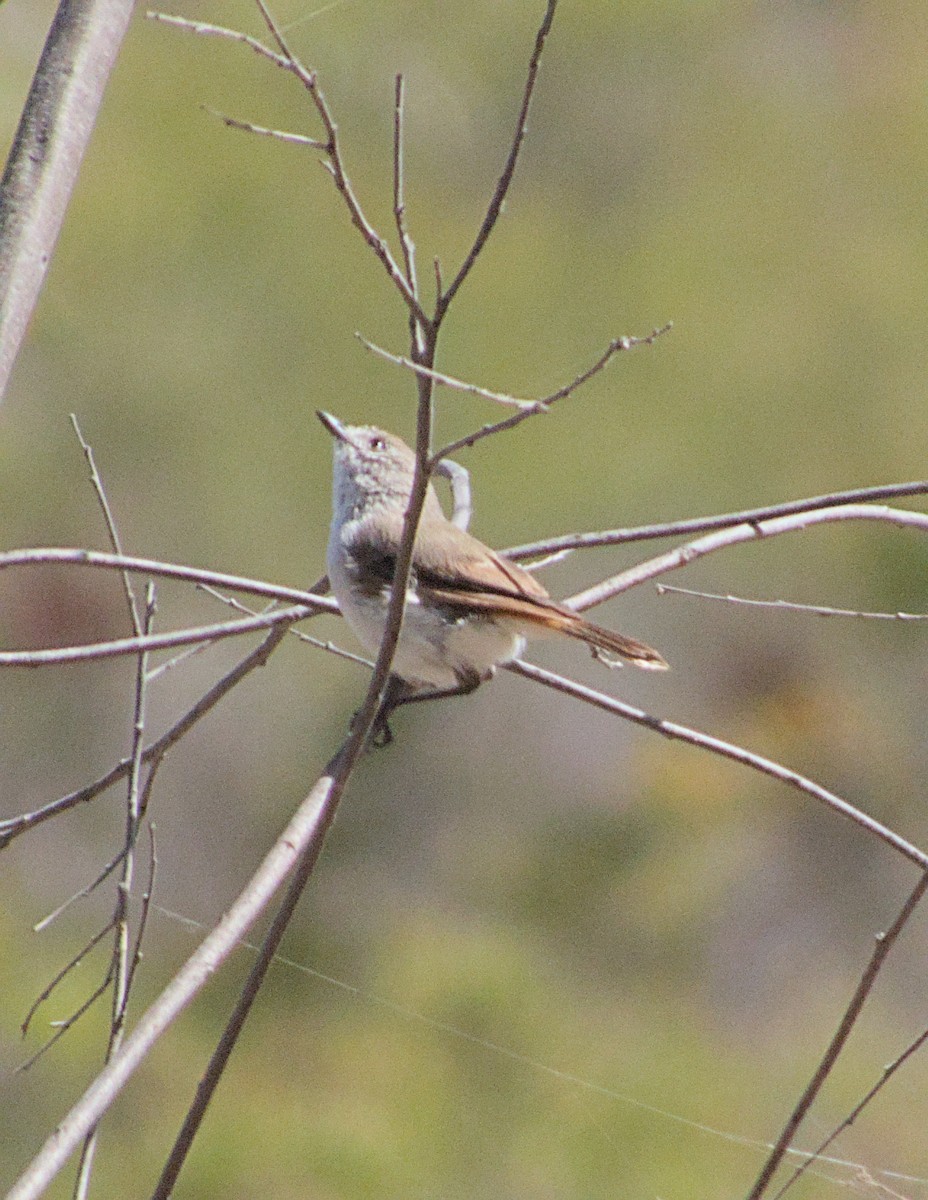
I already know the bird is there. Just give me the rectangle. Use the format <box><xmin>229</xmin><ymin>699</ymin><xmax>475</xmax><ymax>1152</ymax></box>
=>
<box><xmin>318</xmin><ymin>412</ymin><xmax>666</xmax><ymax>739</ymax></box>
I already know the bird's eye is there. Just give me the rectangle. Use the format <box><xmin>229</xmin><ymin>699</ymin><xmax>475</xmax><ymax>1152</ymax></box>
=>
<box><xmin>369</xmin><ymin>435</ymin><xmax>386</xmax><ymax>451</ymax></box>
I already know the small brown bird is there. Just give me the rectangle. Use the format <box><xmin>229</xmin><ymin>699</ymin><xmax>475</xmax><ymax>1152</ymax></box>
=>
<box><xmin>319</xmin><ymin>412</ymin><xmax>667</xmax><ymax>710</ymax></box>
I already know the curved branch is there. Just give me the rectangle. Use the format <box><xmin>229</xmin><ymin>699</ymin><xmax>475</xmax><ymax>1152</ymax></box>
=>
<box><xmin>0</xmin><ymin>605</ymin><xmax>308</xmax><ymax>668</ymax></box>
<box><xmin>507</xmin><ymin>659</ymin><xmax>928</xmax><ymax>869</ymax></box>
<box><xmin>0</xmin><ymin>547</ymin><xmax>337</xmax><ymax>608</ymax></box>
<box><xmin>564</xmin><ymin>504</ymin><xmax>928</xmax><ymax>612</ymax></box>
<box><xmin>502</xmin><ymin>481</ymin><xmax>928</xmax><ymax>562</ymax></box>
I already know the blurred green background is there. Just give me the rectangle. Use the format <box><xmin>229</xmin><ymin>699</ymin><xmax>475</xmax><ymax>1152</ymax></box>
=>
<box><xmin>3</xmin><ymin>1</ymin><xmax>928</xmax><ymax>1196</ymax></box>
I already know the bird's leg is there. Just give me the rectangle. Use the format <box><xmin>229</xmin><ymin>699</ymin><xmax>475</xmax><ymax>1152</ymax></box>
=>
<box><xmin>364</xmin><ymin>669</ymin><xmax>487</xmax><ymax>748</ymax></box>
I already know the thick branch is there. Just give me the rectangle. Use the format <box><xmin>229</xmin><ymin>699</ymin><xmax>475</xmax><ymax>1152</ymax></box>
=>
<box><xmin>6</xmin><ymin>743</ymin><xmax>358</xmax><ymax>1200</ymax></box>
<box><xmin>0</xmin><ymin>0</ymin><xmax>135</xmax><ymax>400</ymax></box>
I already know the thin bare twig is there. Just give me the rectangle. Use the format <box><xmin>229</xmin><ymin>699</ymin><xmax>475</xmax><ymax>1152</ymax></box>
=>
<box><xmin>0</xmin><ymin>546</ymin><xmax>338</xmax><ymax>608</ymax></box>
<box><xmin>0</xmin><ymin>625</ymin><xmax>287</xmax><ymax>849</ymax></box>
<box><xmin>202</xmin><ymin>106</ymin><xmax>327</xmax><ymax>149</ymax></box>
<box><xmin>503</xmin><ymin>480</ymin><xmax>928</xmax><ymax>561</ymax></box>
<box><xmin>73</xmin><ymin>583</ymin><xmax>156</xmax><ymax>1198</ymax></box>
<box><xmin>20</xmin><ymin>919</ymin><xmax>117</xmax><ymax>1043</ymax></box>
<box><xmin>70</xmin><ymin>415</ymin><xmax>141</xmax><ymax>634</ymax></box>
<box><xmin>34</xmin><ymin>847</ymin><xmax>128</xmax><ymax>933</ymax></box>
<box><xmin>772</xmin><ymin>1022</ymin><xmax>928</xmax><ymax>1199</ymax></box>
<box><xmin>392</xmin><ymin>73</ymin><xmax>423</xmax><ymax>357</ymax></box>
<box><xmin>436</xmin><ymin>0</ymin><xmax>558</xmax><ymax>317</ymax></box>
<box><xmin>434</xmin><ymin>325</ymin><xmax>672</xmax><ymax>462</ymax></box>
<box><xmin>0</xmin><ymin>605</ymin><xmax>308</xmax><ymax>667</ymax></box>
<box><xmin>565</xmin><ymin>504</ymin><xmax>928</xmax><ymax>613</ymax></box>
<box><xmin>657</xmin><ymin>584</ymin><xmax>928</xmax><ymax>622</ymax></box>
<box><xmin>748</xmin><ymin>870</ymin><xmax>928</xmax><ymax>1200</ymax></box>
<box><xmin>18</xmin><ymin>968</ymin><xmax>116</xmax><ymax>1075</ymax></box>
<box><xmin>357</xmin><ymin>335</ymin><xmax>544</xmax><ymax>410</ymax></box>
<box><xmin>146</xmin><ymin>11</ymin><xmax>291</xmax><ymax>68</ymax></box>
<box><xmin>198</xmin><ymin>584</ymin><xmax>372</xmax><ymax>669</ymax></box>
<box><xmin>506</xmin><ymin>659</ymin><xmax>928</xmax><ymax>868</ymax></box>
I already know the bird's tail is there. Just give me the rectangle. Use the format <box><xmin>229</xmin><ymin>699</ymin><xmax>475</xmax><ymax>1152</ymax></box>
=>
<box><xmin>544</xmin><ymin>607</ymin><xmax>669</xmax><ymax>670</ymax></box>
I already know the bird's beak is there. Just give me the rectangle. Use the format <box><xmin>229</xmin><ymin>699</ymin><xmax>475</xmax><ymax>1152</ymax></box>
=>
<box><xmin>316</xmin><ymin>410</ymin><xmax>352</xmax><ymax>444</ymax></box>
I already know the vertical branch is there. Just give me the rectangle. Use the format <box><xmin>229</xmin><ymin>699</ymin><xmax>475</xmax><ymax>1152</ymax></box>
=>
<box><xmin>0</xmin><ymin>0</ymin><xmax>135</xmax><ymax>400</ymax></box>
<box><xmin>70</xmin><ymin>414</ymin><xmax>142</xmax><ymax>634</ymax></box>
<box><xmin>392</xmin><ymin>74</ymin><xmax>424</xmax><ymax>358</ymax></box>
<box><xmin>72</xmin><ymin>583</ymin><xmax>156</xmax><ymax>1199</ymax></box>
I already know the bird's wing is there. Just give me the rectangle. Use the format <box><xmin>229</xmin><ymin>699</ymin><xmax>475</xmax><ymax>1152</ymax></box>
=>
<box><xmin>347</xmin><ymin>510</ymin><xmax>668</xmax><ymax>668</ymax></box>
<box><xmin>347</xmin><ymin>509</ymin><xmax>549</xmax><ymax>601</ymax></box>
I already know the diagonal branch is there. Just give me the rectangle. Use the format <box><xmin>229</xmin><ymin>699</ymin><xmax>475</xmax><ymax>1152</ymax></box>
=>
<box><xmin>147</xmin><ymin>5</ymin><xmax>430</xmax><ymax>329</ymax></box>
<box><xmin>433</xmin><ymin>325</ymin><xmax>672</xmax><ymax>462</ymax></box>
<box><xmin>747</xmin><ymin>870</ymin><xmax>928</xmax><ymax>1199</ymax></box>
<box><xmin>771</xmin><ymin>1021</ymin><xmax>928</xmax><ymax>1198</ymax></box>
<box><xmin>357</xmin><ymin>335</ymin><xmax>544</xmax><ymax>410</ymax></box>
<box><xmin>503</xmin><ymin>480</ymin><xmax>928</xmax><ymax>561</ymax></box>
<box><xmin>0</xmin><ymin>625</ymin><xmax>287</xmax><ymax>848</ymax></box>
<box><xmin>564</xmin><ymin>504</ymin><xmax>928</xmax><ymax>613</ymax></box>
<box><xmin>436</xmin><ymin>0</ymin><xmax>558</xmax><ymax>318</ymax></box>
<box><xmin>202</xmin><ymin>106</ymin><xmax>327</xmax><ymax>149</ymax></box>
<box><xmin>0</xmin><ymin>0</ymin><xmax>135</xmax><ymax>401</ymax></box>
<box><xmin>6</xmin><ymin>740</ymin><xmax>361</xmax><ymax>1200</ymax></box>
<box><xmin>506</xmin><ymin>659</ymin><xmax>928</xmax><ymax>869</ymax></box>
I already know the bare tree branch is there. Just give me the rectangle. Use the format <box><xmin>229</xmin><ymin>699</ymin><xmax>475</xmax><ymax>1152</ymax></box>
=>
<box><xmin>392</xmin><ymin>73</ymin><xmax>424</xmax><ymax>358</ymax></box>
<box><xmin>506</xmin><ymin>659</ymin><xmax>928</xmax><ymax>868</ymax></box>
<box><xmin>0</xmin><ymin>0</ymin><xmax>135</xmax><ymax>400</ymax></box>
<box><xmin>658</xmin><ymin>583</ymin><xmax>928</xmax><ymax>622</ymax></box>
<box><xmin>433</xmin><ymin>325</ymin><xmax>672</xmax><ymax>461</ymax></box>
<box><xmin>0</xmin><ymin>605</ymin><xmax>308</xmax><ymax>667</ymax></box>
<box><xmin>202</xmin><ymin>106</ymin><xmax>327</xmax><ymax>149</ymax></box>
<box><xmin>6</xmin><ymin>744</ymin><xmax>358</xmax><ymax>1200</ymax></box>
<box><xmin>436</xmin><ymin>0</ymin><xmax>558</xmax><ymax>317</ymax></box>
<box><xmin>564</xmin><ymin>504</ymin><xmax>928</xmax><ymax>613</ymax></box>
<box><xmin>504</xmin><ymin>481</ymin><xmax>928</xmax><ymax>561</ymax></box>
<box><xmin>772</xmin><ymin>1021</ymin><xmax>928</xmax><ymax>1199</ymax></box>
<box><xmin>147</xmin><ymin>6</ymin><xmax>430</xmax><ymax>329</ymax></box>
<box><xmin>357</xmin><ymin>335</ymin><xmax>545</xmax><ymax>410</ymax></box>
<box><xmin>73</xmin><ymin>582</ymin><xmax>156</xmax><ymax>1198</ymax></box>
<box><xmin>747</xmin><ymin>870</ymin><xmax>928</xmax><ymax>1199</ymax></box>
<box><xmin>70</xmin><ymin>415</ymin><xmax>142</xmax><ymax>634</ymax></box>
<box><xmin>19</xmin><ymin>918</ymin><xmax>116</xmax><ymax>1046</ymax></box>
<box><xmin>0</xmin><ymin>546</ymin><xmax>338</xmax><ymax>608</ymax></box>
<box><xmin>0</xmin><ymin>626</ymin><xmax>287</xmax><ymax>848</ymax></box>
